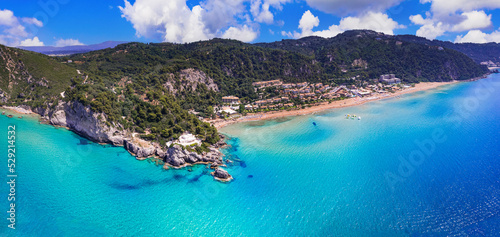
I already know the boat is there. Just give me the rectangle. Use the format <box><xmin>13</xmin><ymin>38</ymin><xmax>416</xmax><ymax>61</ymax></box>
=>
<box><xmin>358</xmin><ymin>117</ymin><xmax>361</xmax><ymax>120</ymax></box>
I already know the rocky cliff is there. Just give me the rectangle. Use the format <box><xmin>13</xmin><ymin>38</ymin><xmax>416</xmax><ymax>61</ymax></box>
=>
<box><xmin>39</xmin><ymin>101</ymin><xmax>127</xmax><ymax>145</ymax></box>
<box><xmin>34</xmin><ymin>101</ymin><xmax>229</xmax><ymax>180</ymax></box>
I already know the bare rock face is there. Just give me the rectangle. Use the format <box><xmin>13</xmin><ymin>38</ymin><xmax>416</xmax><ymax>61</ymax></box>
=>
<box><xmin>46</xmin><ymin>101</ymin><xmax>127</xmax><ymax>146</ymax></box>
<box><xmin>123</xmin><ymin>139</ymin><xmax>156</xmax><ymax>158</ymax></box>
<box><xmin>212</xmin><ymin>167</ymin><xmax>233</xmax><ymax>182</ymax></box>
<box><xmin>163</xmin><ymin>145</ymin><xmax>188</xmax><ymax>167</ymax></box>
<box><xmin>163</xmin><ymin>68</ymin><xmax>219</xmax><ymax>95</ymax></box>
<box><xmin>161</xmin><ymin>144</ymin><xmax>224</xmax><ymax>168</ymax></box>
<box><xmin>179</xmin><ymin>68</ymin><xmax>219</xmax><ymax>92</ymax></box>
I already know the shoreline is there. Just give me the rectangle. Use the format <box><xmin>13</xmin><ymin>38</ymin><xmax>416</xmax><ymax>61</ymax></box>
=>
<box><xmin>1</xmin><ymin>106</ymin><xmax>33</xmax><ymax>114</ymax></box>
<box><xmin>212</xmin><ymin>80</ymin><xmax>466</xmax><ymax>129</ymax></box>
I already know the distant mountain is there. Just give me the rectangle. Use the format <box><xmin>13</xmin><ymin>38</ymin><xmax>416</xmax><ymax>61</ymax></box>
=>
<box><xmin>18</xmin><ymin>41</ymin><xmax>127</xmax><ymax>55</ymax></box>
<box><xmin>254</xmin><ymin>30</ymin><xmax>487</xmax><ymax>82</ymax></box>
<box><xmin>256</xmin><ymin>30</ymin><xmax>500</xmax><ymax>65</ymax></box>
<box><xmin>393</xmin><ymin>35</ymin><xmax>500</xmax><ymax>65</ymax></box>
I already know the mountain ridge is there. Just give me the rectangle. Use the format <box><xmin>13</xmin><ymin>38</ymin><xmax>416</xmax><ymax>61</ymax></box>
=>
<box><xmin>18</xmin><ymin>41</ymin><xmax>127</xmax><ymax>55</ymax></box>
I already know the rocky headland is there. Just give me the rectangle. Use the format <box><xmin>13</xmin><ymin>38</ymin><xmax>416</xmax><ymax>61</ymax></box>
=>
<box><xmin>28</xmin><ymin>101</ymin><xmax>230</xmax><ymax>181</ymax></box>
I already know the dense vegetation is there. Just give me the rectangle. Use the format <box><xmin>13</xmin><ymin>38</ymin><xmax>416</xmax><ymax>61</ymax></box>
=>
<box><xmin>0</xmin><ymin>44</ymin><xmax>78</xmax><ymax>105</ymax></box>
<box><xmin>395</xmin><ymin>34</ymin><xmax>500</xmax><ymax>64</ymax></box>
<box><xmin>0</xmin><ymin>30</ymin><xmax>489</xmax><ymax>147</ymax></box>
<box><xmin>257</xmin><ymin>30</ymin><xmax>488</xmax><ymax>82</ymax></box>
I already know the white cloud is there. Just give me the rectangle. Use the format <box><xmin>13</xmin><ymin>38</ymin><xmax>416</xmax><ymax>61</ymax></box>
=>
<box><xmin>337</xmin><ymin>12</ymin><xmax>403</xmax><ymax>34</ymax></box>
<box><xmin>451</xmin><ymin>11</ymin><xmax>492</xmax><ymax>32</ymax></box>
<box><xmin>19</xmin><ymin>37</ymin><xmax>44</xmax><ymax>46</ymax></box>
<box><xmin>298</xmin><ymin>10</ymin><xmax>319</xmax><ymax>36</ymax></box>
<box><xmin>411</xmin><ymin>0</ymin><xmax>500</xmax><ymax>41</ymax></box>
<box><xmin>0</xmin><ymin>10</ymin><xmax>18</xmax><ymax>27</ymax></box>
<box><xmin>285</xmin><ymin>11</ymin><xmax>402</xmax><ymax>39</ymax></box>
<box><xmin>200</xmin><ymin>0</ymin><xmax>247</xmax><ymax>32</ymax></box>
<box><xmin>455</xmin><ymin>29</ymin><xmax>500</xmax><ymax>43</ymax></box>
<box><xmin>410</xmin><ymin>10</ymin><xmax>493</xmax><ymax>40</ymax></box>
<box><xmin>0</xmin><ymin>9</ymin><xmax>44</xmax><ymax>46</ymax></box>
<box><xmin>55</xmin><ymin>38</ymin><xmax>84</xmax><ymax>47</ymax></box>
<box><xmin>250</xmin><ymin>0</ymin><xmax>291</xmax><ymax>24</ymax></box>
<box><xmin>305</xmin><ymin>0</ymin><xmax>404</xmax><ymax>15</ymax></box>
<box><xmin>222</xmin><ymin>25</ymin><xmax>258</xmax><ymax>42</ymax></box>
<box><xmin>415</xmin><ymin>22</ymin><xmax>446</xmax><ymax>40</ymax></box>
<box><xmin>119</xmin><ymin>0</ymin><xmax>259</xmax><ymax>43</ymax></box>
<box><xmin>424</xmin><ymin>0</ymin><xmax>500</xmax><ymax>18</ymax></box>
<box><xmin>22</xmin><ymin>18</ymin><xmax>43</xmax><ymax>27</ymax></box>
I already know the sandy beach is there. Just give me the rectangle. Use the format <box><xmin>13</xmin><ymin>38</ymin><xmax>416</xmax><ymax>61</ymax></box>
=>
<box><xmin>211</xmin><ymin>81</ymin><xmax>459</xmax><ymax>129</ymax></box>
<box><xmin>1</xmin><ymin>106</ymin><xmax>33</xmax><ymax>114</ymax></box>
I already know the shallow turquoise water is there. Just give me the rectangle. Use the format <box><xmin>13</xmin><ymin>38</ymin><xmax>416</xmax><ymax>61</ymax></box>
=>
<box><xmin>1</xmin><ymin>75</ymin><xmax>500</xmax><ymax>236</ymax></box>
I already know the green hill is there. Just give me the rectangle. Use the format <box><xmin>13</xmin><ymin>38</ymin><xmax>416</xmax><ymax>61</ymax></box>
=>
<box><xmin>0</xmin><ymin>30</ymin><xmax>489</xmax><ymax>147</ymax></box>
<box><xmin>0</xmin><ymin>44</ymin><xmax>78</xmax><ymax>105</ymax></box>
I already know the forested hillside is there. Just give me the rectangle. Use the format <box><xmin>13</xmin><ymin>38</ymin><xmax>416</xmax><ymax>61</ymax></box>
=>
<box><xmin>394</xmin><ymin>34</ymin><xmax>500</xmax><ymax>64</ymax></box>
<box><xmin>0</xmin><ymin>30</ymin><xmax>489</xmax><ymax>147</ymax></box>
<box><xmin>257</xmin><ymin>30</ymin><xmax>487</xmax><ymax>82</ymax></box>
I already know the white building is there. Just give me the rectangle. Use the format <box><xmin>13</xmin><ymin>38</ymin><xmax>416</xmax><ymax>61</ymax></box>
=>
<box><xmin>176</xmin><ymin>133</ymin><xmax>201</xmax><ymax>146</ymax></box>
<box><xmin>221</xmin><ymin>107</ymin><xmax>237</xmax><ymax>115</ymax></box>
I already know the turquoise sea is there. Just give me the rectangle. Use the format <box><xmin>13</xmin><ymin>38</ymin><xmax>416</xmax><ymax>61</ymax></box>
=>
<box><xmin>1</xmin><ymin>75</ymin><xmax>500</xmax><ymax>236</ymax></box>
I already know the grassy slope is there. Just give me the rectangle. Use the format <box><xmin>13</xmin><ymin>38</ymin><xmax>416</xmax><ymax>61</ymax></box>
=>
<box><xmin>0</xmin><ymin>44</ymin><xmax>78</xmax><ymax>101</ymax></box>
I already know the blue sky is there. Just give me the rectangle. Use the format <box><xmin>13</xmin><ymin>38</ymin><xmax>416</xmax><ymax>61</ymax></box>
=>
<box><xmin>1</xmin><ymin>0</ymin><xmax>500</xmax><ymax>47</ymax></box>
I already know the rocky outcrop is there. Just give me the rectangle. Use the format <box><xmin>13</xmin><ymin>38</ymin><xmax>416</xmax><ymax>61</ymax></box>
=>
<box><xmin>179</xmin><ymin>68</ymin><xmax>218</xmax><ymax>92</ymax></box>
<box><xmin>124</xmin><ymin>139</ymin><xmax>156</xmax><ymax>158</ymax></box>
<box><xmin>211</xmin><ymin>167</ymin><xmax>233</xmax><ymax>182</ymax></box>
<box><xmin>163</xmin><ymin>68</ymin><xmax>218</xmax><ymax>95</ymax></box>
<box><xmin>161</xmin><ymin>144</ymin><xmax>223</xmax><ymax>168</ymax></box>
<box><xmin>43</xmin><ymin>101</ymin><xmax>127</xmax><ymax>146</ymax></box>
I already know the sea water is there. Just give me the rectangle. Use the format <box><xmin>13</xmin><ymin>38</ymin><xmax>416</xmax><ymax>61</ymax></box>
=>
<box><xmin>1</xmin><ymin>75</ymin><xmax>499</xmax><ymax>236</ymax></box>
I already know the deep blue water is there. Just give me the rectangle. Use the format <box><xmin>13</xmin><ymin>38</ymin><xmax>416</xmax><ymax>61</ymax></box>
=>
<box><xmin>1</xmin><ymin>75</ymin><xmax>500</xmax><ymax>236</ymax></box>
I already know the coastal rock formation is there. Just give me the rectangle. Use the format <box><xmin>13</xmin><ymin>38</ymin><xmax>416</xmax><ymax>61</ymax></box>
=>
<box><xmin>44</xmin><ymin>101</ymin><xmax>127</xmax><ymax>146</ymax></box>
<box><xmin>32</xmin><ymin>101</ymin><xmax>231</xmax><ymax>179</ymax></box>
<box><xmin>123</xmin><ymin>139</ymin><xmax>156</xmax><ymax>158</ymax></box>
<box><xmin>211</xmin><ymin>167</ymin><xmax>233</xmax><ymax>182</ymax></box>
<box><xmin>162</xmin><ymin>144</ymin><xmax>223</xmax><ymax>168</ymax></box>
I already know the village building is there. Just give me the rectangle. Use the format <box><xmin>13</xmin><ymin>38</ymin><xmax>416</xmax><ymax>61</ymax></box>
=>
<box><xmin>222</xmin><ymin>96</ymin><xmax>240</xmax><ymax>104</ymax></box>
<box><xmin>167</xmin><ymin>132</ymin><xmax>202</xmax><ymax>147</ymax></box>
<box><xmin>379</xmin><ymin>74</ymin><xmax>401</xmax><ymax>84</ymax></box>
<box><xmin>252</xmin><ymin>80</ymin><xmax>282</xmax><ymax>88</ymax></box>
<box><xmin>221</xmin><ymin>107</ymin><xmax>237</xmax><ymax>115</ymax></box>
<box><xmin>255</xmin><ymin>100</ymin><xmax>267</xmax><ymax>106</ymax></box>
<box><xmin>296</xmin><ymin>82</ymin><xmax>308</xmax><ymax>88</ymax></box>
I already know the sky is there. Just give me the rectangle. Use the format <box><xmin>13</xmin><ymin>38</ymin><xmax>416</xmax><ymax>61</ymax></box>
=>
<box><xmin>1</xmin><ymin>0</ymin><xmax>500</xmax><ymax>47</ymax></box>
